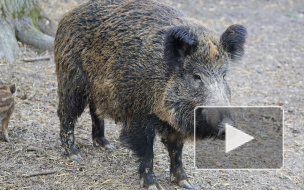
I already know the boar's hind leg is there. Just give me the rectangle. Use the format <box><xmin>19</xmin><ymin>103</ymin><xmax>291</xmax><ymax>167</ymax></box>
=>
<box><xmin>57</xmin><ymin>82</ymin><xmax>87</xmax><ymax>162</ymax></box>
<box><xmin>161</xmin><ymin>132</ymin><xmax>195</xmax><ymax>189</ymax></box>
<box><xmin>58</xmin><ymin>113</ymin><xmax>82</xmax><ymax>162</ymax></box>
<box><xmin>90</xmin><ymin>104</ymin><xmax>115</xmax><ymax>150</ymax></box>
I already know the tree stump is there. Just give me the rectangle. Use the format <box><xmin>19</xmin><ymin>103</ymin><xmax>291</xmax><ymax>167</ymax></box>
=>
<box><xmin>0</xmin><ymin>0</ymin><xmax>57</xmax><ymax>62</ymax></box>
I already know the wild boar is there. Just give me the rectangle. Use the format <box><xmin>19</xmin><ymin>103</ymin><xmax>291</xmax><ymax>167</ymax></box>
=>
<box><xmin>54</xmin><ymin>0</ymin><xmax>246</xmax><ymax>189</ymax></box>
<box><xmin>0</xmin><ymin>83</ymin><xmax>16</xmax><ymax>142</ymax></box>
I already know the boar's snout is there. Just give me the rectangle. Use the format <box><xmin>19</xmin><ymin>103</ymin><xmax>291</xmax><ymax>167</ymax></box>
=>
<box><xmin>217</xmin><ymin>122</ymin><xmax>226</xmax><ymax>140</ymax></box>
<box><xmin>216</xmin><ymin>118</ymin><xmax>235</xmax><ymax>140</ymax></box>
<box><xmin>196</xmin><ymin>108</ymin><xmax>234</xmax><ymax>140</ymax></box>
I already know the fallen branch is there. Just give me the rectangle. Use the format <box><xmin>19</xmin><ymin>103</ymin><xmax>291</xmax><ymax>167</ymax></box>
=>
<box><xmin>23</xmin><ymin>55</ymin><xmax>51</xmax><ymax>62</ymax></box>
<box><xmin>26</xmin><ymin>145</ymin><xmax>44</xmax><ymax>152</ymax></box>
<box><xmin>24</xmin><ymin>170</ymin><xmax>57</xmax><ymax>177</ymax></box>
<box><xmin>16</xmin><ymin>17</ymin><xmax>54</xmax><ymax>51</ymax></box>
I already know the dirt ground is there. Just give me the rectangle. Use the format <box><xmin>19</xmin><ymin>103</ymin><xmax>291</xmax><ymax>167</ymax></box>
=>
<box><xmin>1</xmin><ymin>0</ymin><xmax>304</xmax><ymax>189</ymax></box>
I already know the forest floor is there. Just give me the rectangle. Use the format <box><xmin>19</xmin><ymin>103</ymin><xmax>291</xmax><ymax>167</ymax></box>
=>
<box><xmin>0</xmin><ymin>0</ymin><xmax>303</xmax><ymax>189</ymax></box>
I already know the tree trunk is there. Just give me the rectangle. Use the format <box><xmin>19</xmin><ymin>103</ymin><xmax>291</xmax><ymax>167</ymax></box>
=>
<box><xmin>0</xmin><ymin>0</ymin><xmax>57</xmax><ymax>62</ymax></box>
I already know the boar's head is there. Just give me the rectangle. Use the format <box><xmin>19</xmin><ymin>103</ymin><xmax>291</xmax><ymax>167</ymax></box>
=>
<box><xmin>157</xmin><ymin>23</ymin><xmax>246</xmax><ymax>138</ymax></box>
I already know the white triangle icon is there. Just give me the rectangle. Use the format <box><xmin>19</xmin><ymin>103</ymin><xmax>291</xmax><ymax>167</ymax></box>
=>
<box><xmin>225</xmin><ymin>123</ymin><xmax>254</xmax><ymax>153</ymax></box>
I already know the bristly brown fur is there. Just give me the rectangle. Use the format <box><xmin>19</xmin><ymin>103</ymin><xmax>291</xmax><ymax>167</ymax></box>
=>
<box><xmin>55</xmin><ymin>0</ymin><xmax>246</xmax><ymax>188</ymax></box>
<box><xmin>0</xmin><ymin>83</ymin><xmax>15</xmax><ymax>142</ymax></box>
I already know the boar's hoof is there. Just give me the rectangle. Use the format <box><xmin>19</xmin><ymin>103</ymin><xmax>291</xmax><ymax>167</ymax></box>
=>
<box><xmin>93</xmin><ymin>141</ymin><xmax>116</xmax><ymax>150</ymax></box>
<box><xmin>140</xmin><ymin>172</ymin><xmax>158</xmax><ymax>190</ymax></box>
<box><xmin>178</xmin><ymin>179</ymin><xmax>196</xmax><ymax>189</ymax></box>
<box><xmin>147</xmin><ymin>185</ymin><xmax>158</xmax><ymax>190</ymax></box>
<box><xmin>170</xmin><ymin>168</ymin><xmax>195</xmax><ymax>189</ymax></box>
<box><xmin>140</xmin><ymin>182</ymin><xmax>158</xmax><ymax>190</ymax></box>
<box><xmin>67</xmin><ymin>154</ymin><xmax>83</xmax><ymax>162</ymax></box>
<box><xmin>93</xmin><ymin>137</ymin><xmax>116</xmax><ymax>150</ymax></box>
<box><xmin>104</xmin><ymin>144</ymin><xmax>116</xmax><ymax>150</ymax></box>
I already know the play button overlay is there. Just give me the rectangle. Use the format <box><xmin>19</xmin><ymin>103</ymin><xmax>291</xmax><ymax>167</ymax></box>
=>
<box><xmin>225</xmin><ymin>123</ymin><xmax>254</xmax><ymax>153</ymax></box>
<box><xmin>194</xmin><ymin>106</ymin><xmax>283</xmax><ymax>169</ymax></box>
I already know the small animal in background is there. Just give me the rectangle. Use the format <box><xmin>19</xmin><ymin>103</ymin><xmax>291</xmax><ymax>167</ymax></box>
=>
<box><xmin>0</xmin><ymin>83</ymin><xmax>16</xmax><ymax>142</ymax></box>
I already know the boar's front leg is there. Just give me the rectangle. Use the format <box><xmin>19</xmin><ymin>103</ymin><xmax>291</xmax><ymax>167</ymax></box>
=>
<box><xmin>161</xmin><ymin>131</ymin><xmax>195</xmax><ymax>189</ymax></box>
<box><xmin>120</xmin><ymin>117</ymin><xmax>158</xmax><ymax>190</ymax></box>
<box><xmin>138</xmin><ymin>143</ymin><xmax>157</xmax><ymax>190</ymax></box>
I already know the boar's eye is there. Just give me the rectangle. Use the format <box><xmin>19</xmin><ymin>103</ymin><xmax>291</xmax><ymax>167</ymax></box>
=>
<box><xmin>193</xmin><ymin>74</ymin><xmax>201</xmax><ymax>81</ymax></box>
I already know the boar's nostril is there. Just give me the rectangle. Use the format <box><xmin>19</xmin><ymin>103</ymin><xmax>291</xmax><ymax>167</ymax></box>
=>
<box><xmin>217</xmin><ymin>124</ymin><xmax>226</xmax><ymax>140</ymax></box>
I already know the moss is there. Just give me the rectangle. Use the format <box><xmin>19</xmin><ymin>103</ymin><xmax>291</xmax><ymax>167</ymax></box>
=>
<box><xmin>15</xmin><ymin>0</ymin><xmax>43</xmax><ymax>28</ymax></box>
<box><xmin>0</xmin><ymin>5</ymin><xmax>4</xmax><ymax>18</ymax></box>
<box><xmin>1</xmin><ymin>0</ymin><xmax>44</xmax><ymax>30</ymax></box>
<box><xmin>16</xmin><ymin>3</ymin><xmax>26</xmax><ymax>19</ymax></box>
<box><xmin>27</xmin><ymin>6</ymin><xmax>43</xmax><ymax>28</ymax></box>
<box><xmin>0</xmin><ymin>0</ymin><xmax>8</xmax><ymax>18</ymax></box>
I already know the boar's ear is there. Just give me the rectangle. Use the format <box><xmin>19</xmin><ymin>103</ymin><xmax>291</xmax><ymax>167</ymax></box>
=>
<box><xmin>220</xmin><ymin>24</ymin><xmax>247</xmax><ymax>61</ymax></box>
<box><xmin>164</xmin><ymin>26</ymin><xmax>198</xmax><ymax>69</ymax></box>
